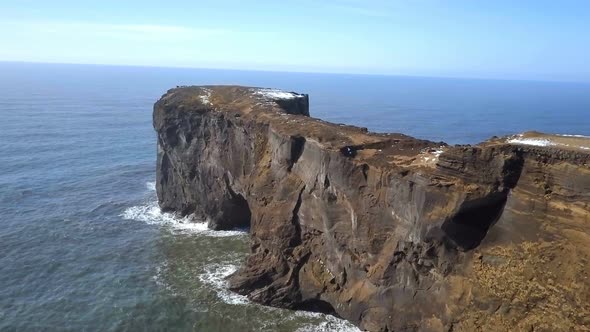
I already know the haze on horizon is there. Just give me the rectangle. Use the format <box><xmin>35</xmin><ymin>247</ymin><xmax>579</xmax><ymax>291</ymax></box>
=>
<box><xmin>1</xmin><ymin>0</ymin><xmax>589</xmax><ymax>82</ymax></box>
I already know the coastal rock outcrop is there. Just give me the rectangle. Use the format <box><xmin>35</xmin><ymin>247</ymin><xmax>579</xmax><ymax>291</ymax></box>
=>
<box><xmin>154</xmin><ymin>86</ymin><xmax>590</xmax><ymax>331</ymax></box>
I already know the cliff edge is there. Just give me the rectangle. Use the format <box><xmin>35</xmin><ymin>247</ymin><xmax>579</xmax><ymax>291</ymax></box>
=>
<box><xmin>153</xmin><ymin>86</ymin><xmax>590</xmax><ymax>331</ymax></box>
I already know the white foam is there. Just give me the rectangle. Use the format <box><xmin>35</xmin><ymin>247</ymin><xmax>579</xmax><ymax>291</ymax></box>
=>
<box><xmin>507</xmin><ymin>138</ymin><xmax>554</xmax><ymax>147</ymax></box>
<box><xmin>151</xmin><ymin>261</ymin><xmax>177</xmax><ymax>294</ymax></box>
<box><xmin>197</xmin><ymin>262</ymin><xmax>360</xmax><ymax>331</ymax></box>
<box><xmin>255</xmin><ymin>88</ymin><xmax>303</xmax><ymax>100</ymax></box>
<box><xmin>195</xmin><ymin>263</ymin><xmax>362</xmax><ymax>331</ymax></box>
<box><xmin>129</xmin><ymin>180</ymin><xmax>359</xmax><ymax>331</ymax></box>
<box><xmin>146</xmin><ymin>181</ymin><xmax>156</xmax><ymax>191</ymax></box>
<box><xmin>293</xmin><ymin>311</ymin><xmax>361</xmax><ymax>332</ymax></box>
<box><xmin>557</xmin><ymin>134</ymin><xmax>590</xmax><ymax>138</ymax></box>
<box><xmin>121</xmin><ymin>202</ymin><xmax>247</xmax><ymax>237</ymax></box>
<box><xmin>198</xmin><ymin>263</ymin><xmax>250</xmax><ymax>305</ymax></box>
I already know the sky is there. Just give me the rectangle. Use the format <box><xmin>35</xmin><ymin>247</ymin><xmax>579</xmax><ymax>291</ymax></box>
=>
<box><xmin>0</xmin><ymin>0</ymin><xmax>589</xmax><ymax>81</ymax></box>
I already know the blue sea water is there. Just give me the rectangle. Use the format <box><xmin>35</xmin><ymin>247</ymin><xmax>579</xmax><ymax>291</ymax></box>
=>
<box><xmin>0</xmin><ymin>62</ymin><xmax>588</xmax><ymax>331</ymax></box>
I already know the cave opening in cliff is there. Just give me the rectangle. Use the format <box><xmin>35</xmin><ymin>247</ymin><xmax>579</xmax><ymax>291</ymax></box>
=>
<box><xmin>222</xmin><ymin>174</ymin><xmax>252</xmax><ymax>229</ymax></box>
<box><xmin>441</xmin><ymin>192</ymin><xmax>508</xmax><ymax>250</ymax></box>
<box><xmin>228</xmin><ymin>192</ymin><xmax>251</xmax><ymax>229</ymax></box>
<box><xmin>294</xmin><ymin>299</ymin><xmax>339</xmax><ymax>317</ymax></box>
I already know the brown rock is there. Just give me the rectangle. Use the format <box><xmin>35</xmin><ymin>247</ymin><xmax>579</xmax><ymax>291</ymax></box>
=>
<box><xmin>153</xmin><ymin>86</ymin><xmax>590</xmax><ymax>331</ymax></box>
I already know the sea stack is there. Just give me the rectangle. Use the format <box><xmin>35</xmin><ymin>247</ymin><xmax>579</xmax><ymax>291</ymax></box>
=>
<box><xmin>153</xmin><ymin>86</ymin><xmax>590</xmax><ymax>331</ymax></box>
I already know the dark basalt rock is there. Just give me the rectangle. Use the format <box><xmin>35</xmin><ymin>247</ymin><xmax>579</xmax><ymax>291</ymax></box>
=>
<box><xmin>154</xmin><ymin>86</ymin><xmax>590</xmax><ymax>331</ymax></box>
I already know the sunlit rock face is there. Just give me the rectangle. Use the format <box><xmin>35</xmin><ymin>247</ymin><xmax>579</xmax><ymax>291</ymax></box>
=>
<box><xmin>154</xmin><ymin>85</ymin><xmax>590</xmax><ymax>332</ymax></box>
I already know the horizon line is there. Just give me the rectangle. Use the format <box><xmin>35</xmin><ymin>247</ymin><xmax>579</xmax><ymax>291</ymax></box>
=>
<box><xmin>1</xmin><ymin>60</ymin><xmax>588</xmax><ymax>85</ymax></box>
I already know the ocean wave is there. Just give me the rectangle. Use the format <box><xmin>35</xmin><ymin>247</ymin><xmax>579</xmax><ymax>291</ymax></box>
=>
<box><xmin>146</xmin><ymin>181</ymin><xmax>156</xmax><ymax>191</ymax></box>
<box><xmin>121</xmin><ymin>201</ymin><xmax>247</xmax><ymax>237</ymax></box>
<box><xmin>152</xmin><ymin>261</ymin><xmax>176</xmax><ymax>293</ymax></box>
<box><xmin>198</xmin><ymin>263</ymin><xmax>249</xmax><ymax>305</ymax></box>
<box><xmin>198</xmin><ymin>263</ymin><xmax>361</xmax><ymax>331</ymax></box>
<box><xmin>293</xmin><ymin>312</ymin><xmax>361</xmax><ymax>332</ymax></box>
<box><xmin>133</xmin><ymin>180</ymin><xmax>359</xmax><ymax>331</ymax></box>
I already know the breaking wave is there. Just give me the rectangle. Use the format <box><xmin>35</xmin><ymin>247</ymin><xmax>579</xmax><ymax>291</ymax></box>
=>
<box><xmin>120</xmin><ymin>182</ymin><xmax>247</xmax><ymax>237</ymax></box>
<box><xmin>121</xmin><ymin>201</ymin><xmax>247</xmax><ymax>237</ymax></box>
<box><xmin>127</xmin><ymin>181</ymin><xmax>359</xmax><ymax>331</ymax></box>
<box><xmin>198</xmin><ymin>263</ymin><xmax>249</xmax><ymax>305</ymax></box>
<box><xmin>146</xmin><ymin>181</ymin><xmax>156</xmax><ymax>191</ymax></box>
<box><xmin>198</xmin><ymin>262</ymin><xmax>361</xmax><ymax>332</ymax></box>
<box><xmin>293</xmin><ymin>312</ymin><xmax>361</xmax><ymax>332</ymax></box>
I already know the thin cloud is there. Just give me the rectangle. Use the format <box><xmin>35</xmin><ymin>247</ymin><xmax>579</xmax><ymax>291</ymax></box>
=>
<box><xmin>320</xmin><ymin>0</ymin><xmax>394</xmax><ymax>18</ymax></box>
<box><xmin>100</xmin><ymin>23</ymin><xmax>226</xmax><ymax>36</ymax></box>
<box><xmin>3</xmin><ymin>20</ymin><xmax>226</xmax><ymax>41</ymax></box>
<box><xmin>331</xmin><ymin>4</ymin><xmax>392</xmax><ymax>18</ymax></box>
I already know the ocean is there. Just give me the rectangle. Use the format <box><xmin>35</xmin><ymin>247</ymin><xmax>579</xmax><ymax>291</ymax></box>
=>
<box><xmin>1</xmin><ymin>62</ymin><xmax>588</xmax><ymax>331</ymax></box>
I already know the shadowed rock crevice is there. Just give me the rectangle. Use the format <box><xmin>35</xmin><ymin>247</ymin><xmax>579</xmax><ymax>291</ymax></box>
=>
<box><xmin>294</xmin><ymin>299</ymin><xmax>339</xmax><ymax>316</ymax></box>
<box><xmin>288</xmin><ymin>136</ymin><xmax>306</xmax><ymax>172</ymax></box>
<box><xmin>501</xmin><ymin>151</ymin><xmax>525</xmax><ymax>188</ymax></box>
<box><xmin>211</xmin><ymin>173</ymin><xmax>251</xmax><ymax>230</ymax></box>
<box><xmin>289</xmin><ymin>185</ymin><xmax>305</xmax><ymax>246</ymax></box>
<box><xmin>441</xmin><ymin>193</ymin><xmax>508</xmax><ymax>250</ymax></box>
<box><xmin>340</xmin><ymin>146</ymin><xmax>357</xmax><ymax>158</ymax></box>
<box><xmin>442</xmin><ymin>150</ymin><xmax>526</xmax><ymax>251</ymax></box>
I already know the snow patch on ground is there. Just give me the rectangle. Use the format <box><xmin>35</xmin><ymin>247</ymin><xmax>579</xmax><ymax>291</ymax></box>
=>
<box><xmin>255</xmin><ymin>88</ymin><xmax>303</xmax><ymax>100</ymax></box>
<box><xmin>432</xmin><ymin>148</ymin><xmax>444</xmax><ymax>157</ymax></box>
<box><xmin>199</xmin><ymin>88</ymin><xmax>211</xmax><ymax>104</ymax></box>
<box><xmin>507</xmin><ymin>138</ymin><xmax>554</xmax><ymax>147</ymax></box>
<box><xmin>507</xmin><ymin>134</ymin><xmax>590</xmax><ymax>150</ymax></box>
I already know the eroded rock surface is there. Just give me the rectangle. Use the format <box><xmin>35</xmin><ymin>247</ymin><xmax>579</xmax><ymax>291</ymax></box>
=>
<box><xmin>154</xmin><ymin>86</ymin><xmax>590</xmax><ymax>331</ymax></box>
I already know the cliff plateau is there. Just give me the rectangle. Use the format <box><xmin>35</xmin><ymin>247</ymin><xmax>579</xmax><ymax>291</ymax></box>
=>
<box><xmin>153</xmin><ymin>86</ymin><xmax>590</xmax><ymax>332</ymax></box>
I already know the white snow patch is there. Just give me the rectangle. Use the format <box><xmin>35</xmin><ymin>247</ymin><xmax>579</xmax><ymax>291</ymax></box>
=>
<box><xmin>255</xmin><ymin>88</ymin><xmax>303</xmax><ymax>100</ymax></box>
<box><xmin>199</xmin><ymin>88</ymin><xmax>211</xmax><ymax>104</ymax></box>
<box><xmin>420</xmin><ymin>147</ymin><xmax>445</xmax><ymax>164</ymax></box>
<box><xmin>432</xmin><ymin>148</ymin><xmax>444</xmax><ymax>157</ymax></box>
<box><xmin>507</xmin><ymin>135</ymin><xmax>590</xmax><ymax>150</ymax></box>
<box><xmin>507</xmin><ymin>138</ymin><xmax>554</xmax><ymax>147</ymax></box>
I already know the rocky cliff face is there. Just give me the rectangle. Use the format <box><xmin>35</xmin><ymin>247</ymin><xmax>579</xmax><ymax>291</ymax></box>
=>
<box><xmin>154</xmin><ymin>86</ymin><xmax>590</xmax><ymax>332</ymax></box>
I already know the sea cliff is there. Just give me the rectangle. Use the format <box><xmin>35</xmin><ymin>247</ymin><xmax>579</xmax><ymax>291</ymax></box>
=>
<box><xmin>153</xmin><ymin>86</ymin><xmax>590</xmax><ymax>331</ymax></box>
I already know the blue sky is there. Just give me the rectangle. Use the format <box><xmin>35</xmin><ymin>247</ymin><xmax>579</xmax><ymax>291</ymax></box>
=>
<box><xmin>0</xmin><ymin>0</ymin><xmax>589</xmax><ymax>81</ymax></box>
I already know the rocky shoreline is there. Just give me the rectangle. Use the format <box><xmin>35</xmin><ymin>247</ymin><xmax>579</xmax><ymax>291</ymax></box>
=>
<box><xmin>153</xmin><ymin>86</ymin><xmax>590</xmax><ymax>331</ymax></box>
